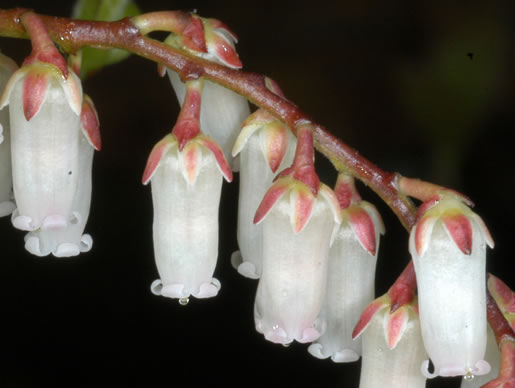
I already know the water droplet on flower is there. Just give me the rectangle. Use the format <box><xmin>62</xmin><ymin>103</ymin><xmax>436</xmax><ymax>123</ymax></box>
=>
<box><xmin>178</xmin><ymin>297</ymin><xmax>189</xmax><ymax>306</ymax></box>
<box><xmin>463</xmin><ymin>372</ymin><xmax>474</xmax><ymax>381</ymax></box>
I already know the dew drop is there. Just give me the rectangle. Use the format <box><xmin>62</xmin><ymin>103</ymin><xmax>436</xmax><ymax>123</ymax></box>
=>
<box><xmin>463</xmin><ymin>372</ymin><xmax>474</xmax><ymax>381</ymax></box>
<box><xmin>178</xmin><ymin>297</ymin><xmax>189</xmax><ymax>306</ymax></box>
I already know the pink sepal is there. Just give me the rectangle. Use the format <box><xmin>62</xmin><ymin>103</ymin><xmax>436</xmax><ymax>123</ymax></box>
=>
<box><xmin>262</xmin><ymin>121</ymin><xmax>290</xmax><ymax>173</ymax></box>
<box><xmin>141</xmin><ymin>134</ymin><xmax>176</xmax><ymax>185</ymax></box>
<box><xmin>80</xmin><ymin>95</ymin><xmax>101</xmax><ymax>151</ymax></box>
<box><xmin>182</xmin><ymin>15</ymin><xmax>207</xmax><ymax>53</ymax></box>
<box><xmin>253</xmin><ymin>179</ymin><xmax>289</xmax><ymax>225</ymax></box>
<box><xmin>30</xmin><ymin>49</ymin><xmax>68</xmax><ymax>80</ymax></box>
<box><xmin>197</xmin><ymin>135</ymin><xmax>232</xmax><ymax>182</ymax></box>
<box><xmin>22</xmin><ymin>70</ymin><xmax>48</xmax><ymax>121</ymax></box>
<box><xmin>205</xmin><ymin>19</ymin><xmax>242</xmax><ymax>69</ymax></box>
<box><xmin>289</xmin><ymin>187</ymin><xmax>315</xmax><ymax>234</ymax></box>
<box><xmin>384</xmin><ymin>306</ymin><xmax>409</xmax><ymax>350</ymax></box>
<box><xmin>180</xmin><ymin>142</ymin><xmax>202</xmax><ymax>185</ymax></box>
<box><xmin>442</xmin><ymin>213</ymin><xmax>473</xmax><ymax>255</ymax></box>
<box><xmin>472</xmin><ymin>213</ymin><xmax>495</xmax><ymax>249</ymax></box>
<box><xmin>414</xmin><ymin>215</ymin><xmax>437</xmax><ymax>257</ymax></box>
<box><xmin>233</xmin><ymin>110</ymin><xmax>290</xmax><ymax>173</ymax></box>
<box><xmin>349</xmin><ymin>206</ymin><xmax>378</xmax><ymax>256</ymax></box>
<box><xmin>319</xmin><ymin>184</ymin><xmax>344</xmax><ymax>235</ymax></box>
<box><xmin>352</xmin><ymin>296</ymin><xmax>389</xmax><ymax>340</ymax></box>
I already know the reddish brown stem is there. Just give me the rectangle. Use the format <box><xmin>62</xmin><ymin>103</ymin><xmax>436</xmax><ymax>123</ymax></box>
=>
<box><xmin>0</xmin><ymin>8</ymin><xmax>417</xmax><ymax>230</ymax></box>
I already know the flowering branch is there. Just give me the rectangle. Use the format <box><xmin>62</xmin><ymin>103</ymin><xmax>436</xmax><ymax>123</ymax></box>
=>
<box><xmin>0</xmin><ymin>8</ymin><xmax>417</xmax><ymax>229</ymax></box>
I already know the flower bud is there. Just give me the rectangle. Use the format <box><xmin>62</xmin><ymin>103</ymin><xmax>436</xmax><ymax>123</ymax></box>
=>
<box><xmin>409</xmin><ymin>195</ymin><xmax>494</xmax><ymax>378</ymax></box>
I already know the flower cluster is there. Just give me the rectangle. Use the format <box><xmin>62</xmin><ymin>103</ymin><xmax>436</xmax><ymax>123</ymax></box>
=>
<box><xmin>1</xmin><ymin>9</ymin><xmax>513</xmax><ymax>388</ymax></box>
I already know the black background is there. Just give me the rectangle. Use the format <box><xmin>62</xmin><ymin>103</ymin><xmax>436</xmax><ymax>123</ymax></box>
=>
<box><xmin>1</xmin><ymin>1</ymin><xmax>514</xmax><ymax>387</ymax></box>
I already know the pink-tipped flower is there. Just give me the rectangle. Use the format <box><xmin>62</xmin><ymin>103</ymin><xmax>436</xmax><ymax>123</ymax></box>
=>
<box><xmin>24</xmin><ymin>95</ymin><xmax>100</xmax><ymax>257</ymax></box>
<box><xmin>353</xmin><ymin>295</ymin><xmax>428</xmax><ymax>388</ymax></box>
<box><xmin>409</xmin><ymin>194</ymin><xmax>495</xmax><ymax>378</ymax></box>
<box><xmin>0</xmin><ymin>52</ymin><xmax>18</xmax><ymax>217</ymax></box>
<box><xmin>308</xmin><ymin>175</ymin><xmax>384</xmax><ymax>362</ymax></box>
<box><xmin>0</xmin><ymin>60</ymin><xmax>83</xmax><ymax>231</ymax></box>
<box><xmin>253</xmin><ymin>123</ymin><xmax>341</xmax><ymax>344</ymax></box>
<box><xmin>143</xmin><ymin>79</ymin><xmax>232</xmax><ymax>302</ymax></box>
<box><xmin>230</xmin><ymin>109</ymin><xmax>296</xmax><ymax>279</ymax></box>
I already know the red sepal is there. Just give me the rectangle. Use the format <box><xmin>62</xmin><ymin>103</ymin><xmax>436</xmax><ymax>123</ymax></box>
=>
<box><xmin>22</xmin><ymin>71</ymin><xmax>48</xmax><ymax>121</ymax></box>
<box><xmin>254</xmin><ymin>180</ymin><xmax>289</xmax><ymax>225</ymax></box>
<box><xmin>349</xmin><ymin>207</ymin><xmax>377</xmax><ymax>256</ymax></box>
<box><xmin>80</xmin><ymin>96</ymin><xmax>101</xmax><ymax>151</ymax></box>
<box><xmin>352</xmin><ymin>297</ymin><xmax>388</xmax><ymax>340</ymax></box>
<box><xmin>443</xmin><ymin>213</ymin><xmax>473</xmax><ymax>255</ymax></box>
<box><xmin>182</xmin><ymin>15</ymin><xmax>207</xmax><ymax>53</ymax></box>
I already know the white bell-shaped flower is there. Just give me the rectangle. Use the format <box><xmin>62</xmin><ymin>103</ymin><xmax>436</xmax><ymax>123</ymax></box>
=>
<box><xmin>0</xmin><ymin>52</ymin><xmax>18</xmax><ymax>217</ymax></box>
<box><xmin>308</xmin><ymin>176</ymin><xmax>384</xmax><ymax>362</ymax></box>
<box><xmin>353</xmin><ymin>295</ymin><xmax>428</xmax><ymax>388</ymax></box>
<box><xmin>252</xmin><ymin>123</ymin><xmax>341</xmax><ymax>344</ymax></box>
<box><xmin>24</xmin><ymin>95</ymin><xmax>100</xmax><ymax>257</ymax></box>
<box><xmin>409</xmin><ymin>195</ymin><xmax>495</xmax><ymax>378</ymax></box>
<box><xmin>144</xmin><ymin>131</ymin><xmax>231</xmax><ymax>301</ymax></box>
<box><xmin>0</xmin><ymin>61</ymin><xmax>83</xmax><ymax>232</ymax></box>
<box><xmin>230</xmin><ymin>109</ymin><xmax>296</xmax><ymax>279</ymax></box>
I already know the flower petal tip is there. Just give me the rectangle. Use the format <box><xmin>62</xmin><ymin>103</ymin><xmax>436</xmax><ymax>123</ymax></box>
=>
<box><xmin>194</xmin><ymin>278</ymin><xmax>221</xmax><ymax>298</ymax></box>
<box><xmin>54</xmin><ymin>243</ymin><xmax>81</xmax><ymax>258</ymax></box>
<box><xmin>331</xmin><ymin>350</ymin><xmax>360</xmax><ymax>363</ymax></box>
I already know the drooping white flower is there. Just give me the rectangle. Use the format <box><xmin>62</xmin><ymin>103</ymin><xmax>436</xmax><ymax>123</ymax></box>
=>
<box><xmin>252</xmin><ymin>123</ymin><xmax>341</xmax><ymax>344</ymax></box>
<box><xmin>143</xmin><ymin>79</ymin><xmax>232</xmax><ymax>302</ymax></box>
<box><xmin>353</xmin><ymin>295</ymin><xmax>428</xmax><ymax>388</ymax></box>
<box><xmin>24</xmin><ymin>95</ymin><xmax>100</xmax><ymax>257</ymax></box>
<box><xmin>0</xmin><ymin>52</ymin><xmax>18</xmax><ymax>217</ymax></box>
<box><xmin>230</xmin><ymin>109</ymin><xmax>296</xmax><ymax>279</ymax></box>
<box><xmin>0</xmin><ymin>61</ymin><xmax>83</xmax><ymax>231</ymax></box>
<box><xmin>308</xmin><ymin>175</ymin><xmax>384</xmax><ymax>362</ymax></box>
<box><xmin>409</xmin><ymin>195</ymin><xmax>495</xmax><ymax>378</ymax></box>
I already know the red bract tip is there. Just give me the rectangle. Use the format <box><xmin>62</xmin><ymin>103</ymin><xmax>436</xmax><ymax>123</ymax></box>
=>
<box><xmin>352</xmin><ymin>297</ymin><xmax>388</xmax><ymax>340</ymax></box>
<box><xmin>349</xmin><ymin>207</ymin><xmax>377</xmax><ymax>256</ymax></box>
<box><xmin>22</xmin><ymin>71</ymin><xmax>47</xmax><ymax>121</ymax></box>
<box><xmin>443</xmin><ymin>213</ymin><xmax>473</xmax><ymax>255</ymax></box>
<box><xmin>81</xmin><ymin>96</ymin><xmax>101</xmax><ymax>151</ymax></box>
<box><xmin>254</xmin><ymin>181</ymin><xmax>289</xmax><ymax>225</ymax></box>
<box><xmin>182</xmin><ymin>15</ymin><xmax>207</xmax><ymax>53</ymax></box>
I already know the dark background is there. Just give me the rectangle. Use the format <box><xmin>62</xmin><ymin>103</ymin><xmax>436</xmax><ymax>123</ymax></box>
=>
<box><xmin>1</xmin><ymin>1</ymin><xmax>514</xmax><ymax>387</ymax></box>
